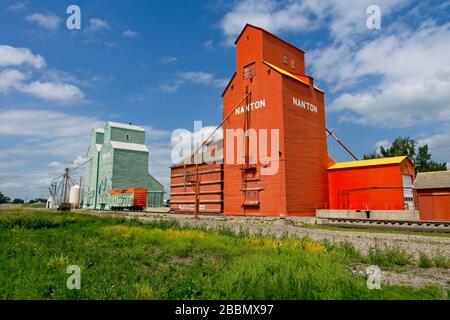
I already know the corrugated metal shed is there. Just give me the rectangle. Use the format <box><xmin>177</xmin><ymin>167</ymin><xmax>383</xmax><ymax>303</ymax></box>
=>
<box><xmin>327</xmin><ymin>156</ymin><xmax>415</xmax><ymax>210</ymax></box>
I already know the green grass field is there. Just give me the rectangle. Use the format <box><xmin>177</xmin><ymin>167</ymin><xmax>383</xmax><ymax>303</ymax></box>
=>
<box><xmin>0</xmin><ymin>208</ymin><xmax>447</xmax><ymax>300</ymax></box>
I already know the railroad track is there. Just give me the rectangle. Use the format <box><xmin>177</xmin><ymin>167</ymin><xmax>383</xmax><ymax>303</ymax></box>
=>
<box><xmin>321</xmin><ymin>218</ymin><xmax>450</xmax><ymax>233</ymax></box>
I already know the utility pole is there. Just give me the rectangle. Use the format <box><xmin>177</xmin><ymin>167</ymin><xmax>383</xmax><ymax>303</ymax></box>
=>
<box><xmin>63</xmin><ymin>167</ymin><xmax>69</xmax><ymax>203</ymax></box>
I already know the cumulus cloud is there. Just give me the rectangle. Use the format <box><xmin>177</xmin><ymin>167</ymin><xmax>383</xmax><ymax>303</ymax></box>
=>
<box><xmin>0</xmin><ymin>68</ymin><xmax>85</xmax><ymax>103</ymax></box>
<box><xmin>159</xmin><ymin>56</ymin><xmax>177</xmax><ymax>65</ymax></box>
<box><xmin>310</xmin><ymin>21</ymin><xmax>450</xmax><ymax>91</ymax></box>
<box><xmin>0</xmin><ymin>45</ymin><xmax>85</xmax><ymax>103</ymax></box>
<box><xmin>7</xmin><ymin>1</ymin><xmax>27</xmax><ymax>11</ymax></box>
<box><xmin>0</xmin><ymin>69</ymin><xmax>27</xmax><ymax>93</ymax></box>
<box><xmin>18</xmin><ymin>81</ymin><xmax>85</xmax><ymax>103</ymax></box>
<box><xmin>87</xmin><ymin>18</ymin><xmax>111</xmax><ymax>32</ymax></box>
<box><xmin>25</xmin><ymin>12</ymin><xmax>61</xmax><ymax>29</ymax></box>
<box><xmin>219</xmin><ymin>0</ymin><xmax>406</xmax><ymax>45</ymax></box>
<box><xmin>0</xmin><ymin>45</ymin><xmax>46</xmax><ymax>69</ymax></box>
<box><xmin>418</xmin><ymin>129</ymin><xmax>450</xmax><ymax>166</ymax></box>
<box><xmin>330</xmin><ymin>68</ymin><xmax>450</xmax><ymax>127</ymax></box>
<box><xmin>123</xmin><ymin>30</ymin><xmax>138</xmax><ymax>38</ymax></box>
<box><xmin>158</xmin><ymin>70</ymin><xmax>227</xmax><ymax>93</ymax></box>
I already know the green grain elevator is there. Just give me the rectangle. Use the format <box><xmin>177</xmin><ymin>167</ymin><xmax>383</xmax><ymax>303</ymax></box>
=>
<box><xmin>82</xmin><ymin>122</ymin><xmax>164</xmax><ymax>209</ymax></box>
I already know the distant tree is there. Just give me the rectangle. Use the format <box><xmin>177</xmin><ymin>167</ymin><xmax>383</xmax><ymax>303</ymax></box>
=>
<box><xmin>0</xmin><ymin>192</ymin><xmax>11</xmax><ymax>204</ymax></box>
<box><xmin>380</xmin><ymin>137</ymin><xmax>416</xmax><ymax>158</ymax></box>
<box><xmin>363</xmin><ymin>137</ymin><xmax>447</xmax><ymax>174</ymax></box>
<box><xmin>362</xmin><ymin>151</ymin><xmax>380</xmax><ymax>160</ymax></box>
<box><xmin>12</xmin><ymin>198</ymin><xmax>25</xmax><ymax>204</ymax></box>
<box><xmin>28</xmin><ymin>198</ymin><xmax>47</xmax><ymax>204</ymax></box>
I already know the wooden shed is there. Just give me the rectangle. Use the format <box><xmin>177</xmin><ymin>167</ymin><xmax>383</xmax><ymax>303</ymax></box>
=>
<box><xmin>414</xmin><ymin>171</ymin><xmax>450</xmax><ymax>221</ymax></box>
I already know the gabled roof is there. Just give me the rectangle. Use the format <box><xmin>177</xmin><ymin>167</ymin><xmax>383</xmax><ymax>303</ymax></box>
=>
<box><xmin>110</xmin><ymin>141</ymin><xmax>149</xmax><ymax>152</ymax></box>
<box><xmin>107</xmin><ymin>121</ymin><xmax>145</xmax><ymax>132</ymax></box>
<box><xmin>234</xmin><ymin>24</ymin><xmax>305</xmax><ymax>54</ymax></box>
<box><xmin>263</xmin><ymin>61</ymin><xmax>324</xmax><ymax>93</ymax></box>
<box><xmin>328</xmin><ymin>156</ymin><xmax>410</xmax><ymax>170</ymax></box>
<box><xmin>414</xmin><ymin>170</ymin><xmax>450</xmax><ymax>190</ymax></box>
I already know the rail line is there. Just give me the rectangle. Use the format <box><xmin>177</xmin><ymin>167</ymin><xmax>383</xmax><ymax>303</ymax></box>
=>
<box><xmin>321</xmin><ymin>217</ymin><xmax>450</xmax><ymax>233</ymax></box>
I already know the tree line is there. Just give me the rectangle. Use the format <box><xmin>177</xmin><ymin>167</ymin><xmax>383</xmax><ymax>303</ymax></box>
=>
<box><xmin>363</xmin><ymin>137</ymin><xmax>447</xmax><ymax>173</ymax></box>
<box><xmin>0</xmin><ymin>192</ymin><xmax>46</xmax><ymax>205</ymax></box>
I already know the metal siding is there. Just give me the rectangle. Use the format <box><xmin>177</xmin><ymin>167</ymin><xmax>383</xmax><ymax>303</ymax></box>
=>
<box><xmin>328</xmin><ymin>164</ymin><xmax>407</xmax><ymax>210</ymax></box>
<box><xmin>417</xmin><ymin>189</ymin><xmax>450</xmax><ymax>221</ymax></box>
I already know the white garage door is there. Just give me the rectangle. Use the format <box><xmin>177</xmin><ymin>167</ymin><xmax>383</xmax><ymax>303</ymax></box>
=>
<box><xmin>402</xmin><ymin>175</ymin><xmax>414</xmax><ymax>210</ymax></box>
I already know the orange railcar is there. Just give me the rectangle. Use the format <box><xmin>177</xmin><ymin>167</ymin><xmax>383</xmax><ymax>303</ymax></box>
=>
<box><xmin>109</xmin><ymin>188</ymin><xmax>147</xmax><ymax>211</ymax></box>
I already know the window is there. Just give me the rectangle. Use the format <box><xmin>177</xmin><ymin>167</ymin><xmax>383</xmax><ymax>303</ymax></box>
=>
<box><xmin>291</xmin><ymin>58</ymin><xmax>296</xmax><ymax>70</ymax></box>
<box><xmin>283</xmin><ymin>54</ymin><xmax>288</xmax><ymax>65</ymax></box>
<box><xmin>243</xmin><ymin>62</ymin><xmax>256</xmax><ymax>80</ymax></box>
<box><xmin>125</xmin><ymin>134</ymin><xmax>130</xmax><ymax>141</ymax></box>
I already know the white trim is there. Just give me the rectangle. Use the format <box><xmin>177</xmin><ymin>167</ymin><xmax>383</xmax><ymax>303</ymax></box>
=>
<box><xmin>107</xmin><ymin>121</ymin><xmax>145</xmax><ymax>132</ymax></box>
<box><xmin>110</xmin><ymin>141</ymin><xmax>149</xmax><ymax>152</ymax></box>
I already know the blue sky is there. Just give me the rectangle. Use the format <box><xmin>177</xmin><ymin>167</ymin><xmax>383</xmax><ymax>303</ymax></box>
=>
<box><xmin>0</xmin><ymin>0</ymin><xmax>449</xmax><ymax>200</ymax></box>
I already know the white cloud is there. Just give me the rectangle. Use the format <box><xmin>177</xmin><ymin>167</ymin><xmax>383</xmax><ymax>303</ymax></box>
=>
<box><xmin>18</xmin><ymin>81</ymin><xmax>85</xmax><ymax>103</ymax></box>
<box><xmin>158</xmin><ymin>82</ymin><xmax>181</xmax><ymax>93</ymax></box>
<box><xmin>160</xmin><ymin>56</ymin><xmax>177</xmax><ymax>65</ymax></box>
<box><xmin>310</xmin><ymin>21</ymin><xmax>450</xmax><ymax>91</ymax></box>
<box><xmin>0</xmin><ymin>45</ymin><xmax>85</xmax><ymax>103</ymax></box>
<box><xmin>7</xmin><ymin>1</ymin><xmax>27</xmax><ymax>11</ymax></box>
<box><xmin>123</xmin><ymin>30</ymin><xmax>138</xmax><ymax>38</ymax></box>
<box><xmin>159</xmin><ymin>70</ymin><xmax>227</xmax><ymax>93</ymax></box>
<box><xmin>375</xmin><ymin>139</ymin><xmax>390</xmax><ymax>151</ymax></box>
<box><xmin>87</xmin><ymin>18</ymin><xmax>111</xmax><ymax>32</ymax></box>
<box><xmin>418</xmin><ymin>129</ymin><xmax>450</xmax><ymax>165</ymax></box>
<box><xmin>0</xmin><ymin>69</ymin><xmax>27</xmax><ymax>93</ymax></box>
<box><xmin>219</xmin><ymin>0</ymin><xmax>327</xmax><ymax>45</ymax></box>
<box><xmin>25</xmin><ymin>12</ymin><xmax>61</xmax><ymax>30</ymax></box>
<box><xmin>0</xmin><ymin>110</ymin><xmax>103</xmax><ymax>138</ymax></box>
<box><xmin>203</xmin><ymin>40</ymin><xmax>214</xmax><ymax>50</ymax></box>
<box><xmin>0</xmin><ymin>45</ymin><xmax>46</xmax><ymax>69</ymax></box>
<box><xmin>330</xmin><ymin>67</ymin><xmax>450</xmax><ymax>128</ymax></box>
<box><xmin>219</xmin><ymin>0</ymin><xmax>406</xmax><ymax>45</ymax></box>
<box><xmin>0</xmin><ymin>68</ymin><xmax>85</xmax><ymax>103</ymax></box>
<box><xmin>177</xmin><ymin>71</ymin><xmax>214</xmax><ymax>84</ymax></box>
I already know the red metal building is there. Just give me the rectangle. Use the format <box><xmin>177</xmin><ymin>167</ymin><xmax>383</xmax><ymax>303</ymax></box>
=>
<box><xmin>414</xmin><ymin>171</ymin><xmax>450</xmax><ymax>221</ymax></box>
<box><xmin>327</xmin><ymin>156</ymin><xmax>415</xmax><ymax>210</ymax></box>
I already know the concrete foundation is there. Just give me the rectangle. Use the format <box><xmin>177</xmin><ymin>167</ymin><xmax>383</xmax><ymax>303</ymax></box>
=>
<box><xmin>316</xmin><ymin>209</ymin><xmax>420</xmax><ymax>221</ymax></box>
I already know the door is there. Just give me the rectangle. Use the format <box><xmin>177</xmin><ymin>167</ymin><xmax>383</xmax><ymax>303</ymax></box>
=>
<box><xmin>402</xmin><ymin>175</ymin><xmax>414</xmax><ymax>209</ymax></box>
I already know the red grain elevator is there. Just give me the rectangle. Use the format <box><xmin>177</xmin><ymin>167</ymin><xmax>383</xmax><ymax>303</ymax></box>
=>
<box><xmin>221</xmin><ymin>24</ymin><xmax>329</xmax><ymax>216</ymax></box>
